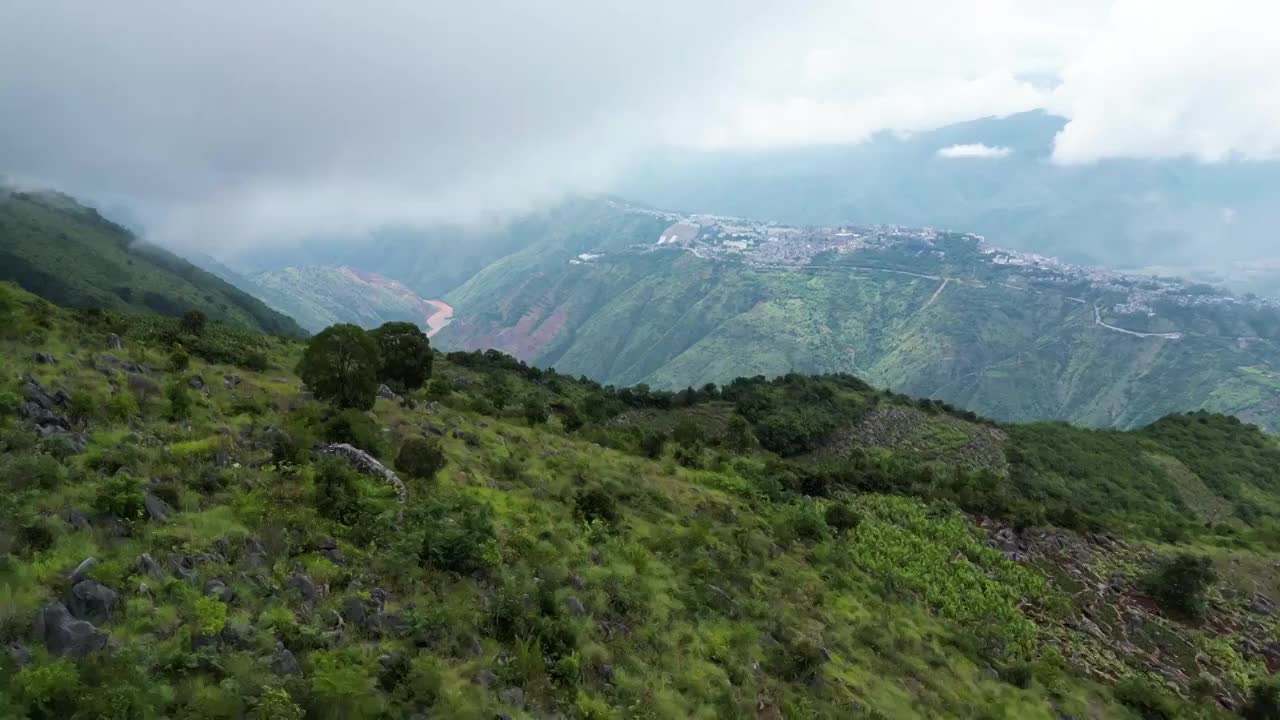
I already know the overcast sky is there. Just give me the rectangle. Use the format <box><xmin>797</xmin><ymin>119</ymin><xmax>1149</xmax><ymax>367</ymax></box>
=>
<box><xmin>2</xmin><ymin>0</ymin><xmax>1278</xmax><ymax>249</ymax></box>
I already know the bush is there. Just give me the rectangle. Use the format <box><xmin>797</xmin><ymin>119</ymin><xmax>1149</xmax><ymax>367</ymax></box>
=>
<box><xmin>252</xmin><ymin>687</ymin><xmax>304</xmax><ymax>720</ymax></box>
<box><xmin>166</xmin><ymin>380</ymin><xmax>193</xmax><ymax>421</ymax></box>
<box><xmin>296</xmin><ymin>324</ymin><xmax>381</xmax><ymax>410</ymax></box>
<box><xmin>1243</xmin><ymin>678</ymin><xmax>1280</xmax><ymax>720</ymax></box>
<box><xmin>0</xmin><ymin>454</ymin><xmax>66</xmax><ymax>491</ymax></box>
<box><xmin>313</xmin><ymin>459</ymin><xmax>366</xmax><ymax>526</ymax></box>
<box><xmin>322</xmin><ymin>410</ymin><xmax>384</xmax><ymax>456</ymax></box>
<box><xmin>94</xmin><ymin>474</ymin><xmax>146</xmax><ymax>521</ymax></box>
<box><xmin>180</xmin><ymin>309</ymin><xmax>207</xmax><ymax>336</ymax></box>
<box><xmin>522</xmin><ymin>396</ymin><xmax>548</xmax><ymax>425</ymax></box>
<box><xmin>411</xmin><ymin>493</ymin><xmax>497</xmax><ymax>574</ymax></box>
<box><xmin>824</xmin><ymin>502</ymin><xmax>861</xmax><ymax>535</ymax></box>
<box><xmin>1114</xmin><ymin>676</ymin><xmax>1181</xmax><ymax>720</ymax></box>
<box><xmin>1143</xmin><ymin>553</ymin><xmax>1217</xmax><ymax>620</ymax></box>
<box><xmin>107</xmin><ymin>391</ymin><xmax>139</xmax><ymax>422</ymax></box>
<box><xmin>672</xmin><ymin>417</ymin><xmax>704</xmax><ymax>448</ymax></box>
<box><xmin>639</xmin><ymin>430</ymin><xmax>667</xmax><ymax>459</ymax></box>
<box><xmin>241</xmin><ymin>351</ymin><xmax>270</xmax><ymax>372</ymax></box>
<box><xmin>396</xmin><ymin>437</ymin><xmax>446</xmax><ymax>480</ymax></box>
<box><xmin>169</xmin><ymin>343</ymin><xmax>190</xmax><ymax>371</ymax></box>
<box><xmin>12</xmin><ymin>658</ymin><xmax>82</xmax><ymax>718</ymax></box>
<box><xmin>574</xmin><ymin>487</ymin><xmax>619</xmax><ymax>524</ymax></box>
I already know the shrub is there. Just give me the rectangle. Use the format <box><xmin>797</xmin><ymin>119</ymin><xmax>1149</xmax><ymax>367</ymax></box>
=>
<box><xmin>322</xmin><ymin>410</ymin><xmax>383</xmax><ymax>456</ymax></box>
<box><xmin>313</xmin><ymin>459</ymin><xmax>366</xmax><ymax>526</ymax></box>
<box><xmin>413</xmin><ymin>493</ymin><xmax>497</xmax><ymax>574</ymax></box>
<box><xmin>180</xmin><ymin>309</ymin><xmax>207</xmax><ymax>336</ymax></box>
<box><xmin>396</xmin><ymin>437</ymin><xmax>446</xmax><ymax>480</ymax></box>
<box><xmin>1114</xmin><ymin>676</ymin><xmax>1180</xmax><ymax>720</ymax></box>
<box><xmin>639</xmin><ymin>430</ymin><xmax>667</xmax><ymax>459</ymax></box>
<box><xmin>369</xmin><ymin>321</ymin><xmax>432</xmax><ymax>391</ymax></box>
<box><xmin>1243</xmin><ymin>678</ymin><xmax>1280</xmax><ymax>720</ymax></box>
<box><xmin>107</xmin><ymin>391</ymin><xmax>139</xmax><ymax>422</ymax></box>
<box><xmin>1143</xmin><ymin>553</ymin><xmax>1217</xmax><ymax>620</ymax></box>
<box><xmin>672</xmin><ymin>417</ymin><xmax>704</xmax><ymax>448</ymax></box>
<box><xmin>12</xmin><ymin>659</ymin><xmax>82</xmax><ymax>718</ymax></box>
<box><xmin>94</xmin><ymin>474</ymin><xmax>146</xmax><ymax>521</ymax></box>
<box><xmin>253</xmin><ymin>687</ymin><xmax>304</xmax><ymax>720</ymax></box>
<box><xmin>166</xmin><ymin>379</ymin><xmax>193</xmax><ymax>420</ymax></box>
<box><xmin>1</xmin><ymin>454</ymin><xmax>66</xmax><ymax>491</ymax></box>
<box><xmin>574</xmin><ymin>487</ymin><xmax>619</xmax><ymax>524</ymax></box>
<box><xmin>824</xmin><ymin>502</ymin><xmax>861</xmax><ymax>535</ymax></box>
<box><xmin>522</xmin><ymin>396</ymin><xmax>549</xmax><ymax>425</ymax></box>
<box><xmin>241</xmin><ymin>351</ymin><xmax>270</xmax><ymax>372</ymax></box>
<box><xmin>169</xmin><ymin>343</ymin><xmax>191</xmax><ymax>371</ymax></box>
<box><xmin>296</xmin><ymin>324</ymin><xmax>381</xmax><ymax>410</ymax></box>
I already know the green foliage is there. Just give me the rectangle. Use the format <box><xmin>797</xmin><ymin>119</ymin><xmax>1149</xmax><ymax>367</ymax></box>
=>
<box><xmin>522</xmin><ymin>395</ymin><xmax>549</xmax><ymax>425</ymax></box>
<box><xmin>12</xmin><ymin>658</ymin><xmax>82</xmax><ymax>719</ymax></box>
<box><xmin>94</xmin><ymin>473</ymin><xmax>146</xmax><ymax>521</ymax></box>
<box><xmin>166</xmin><ymin>378</ymin><xmax>193</xmax><ymax>420</ymax></box>
<box><xmin>169</xmin><ymin>343</ymin><xmax>190</xmax><ymax>371</ymax></box>
<box><xmin>307</xmin><ymin>651</ymin><xmax>383</xmax><ymax>719</ymax></box>
<box><xmin>296</xmin><ymin>324</ymin><xmax>381</xmax><ymax>410</ymax></box>
<box><xmin>1143</xmin><ymin>553</ymin><xmax>1217</xmax><ymax>620</ymax></box>
<box><xmin>193</xmin><ymin>595</ymin><xmax>228</xmax><ymax>636</ymax></box>
<box><xmin>107</xmin><ymin>390</ymin><xmax>139</xmax><ymax>422</ymax></box>
<box><xmin>321</xmin><ymin>409</ymin><xmax>384</xmax><ymax>456</ymax></box>
<box><xmin>253</xmin><ymin>687</ymin><xmax>304</xmax><ymax>720</ymax></box>
<box><xmin>396</xmin><ymin>437</ymin><xmax>446</xmax><ymax>480</ymax></box>
<box><xmin>574</xmin><ymin>486</ymin><xmax>619</xmax><ymax>524</ymax></box>
<box><xmin>407</xmin><ymin>491</ymin><xmax>497</xmax><ymax>574</ymax></box>
<box><xmin>1243</xmin><ymin>678</ymin><xmax>1280</xmax><ymax>720</ymax></box>
<box><xmin>180</xmin><ymin>309</ymin><xmax>207</xmax><ymax>337</ymax></box>
<box><xmin>313</xmin><ymin>459</ymin><xmax>367</xmax><ymax>526</ymax></box>
<box><xmin>823</xmin><ymin>501</ymin><xmax>860</xmax><ymax>534</ymax></box>
<box><xmin>369</xmin><ymin>321</ymin><xmax>432</xmax><ymax>391</ymax></box>
<box><xmin>1114</xmin><ymin>676</ymin><xmax>1183</xmax><ymax>720</ymax></box>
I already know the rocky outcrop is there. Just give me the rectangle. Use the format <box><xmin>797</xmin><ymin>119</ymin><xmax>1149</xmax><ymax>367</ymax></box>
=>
<box><xmin>317</xmin><ymin>443</ymin><xmax>407</xmax><ymax>504</ymax></box>
<box><xmin>67</xmin><ymin>580</ymin><xmax>118</xmax><ymax>623</ymax></box>
<box><xmin>33</xmin><ymin>602</ymin><xmax>107</xmax><ymax>658</ymax></box>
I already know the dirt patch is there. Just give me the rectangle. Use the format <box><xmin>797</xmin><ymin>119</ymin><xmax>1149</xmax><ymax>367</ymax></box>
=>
<box><xmin>822</xmin><ymin>405</ymin><xmax>1008</xmax><ymax>474</ymax></box>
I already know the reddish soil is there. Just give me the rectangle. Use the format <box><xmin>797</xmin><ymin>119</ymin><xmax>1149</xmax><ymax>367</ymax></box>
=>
<box><xmin>423</xmin><ymin>300</ymin><xmax>454</xmax><ymax>337</ymax></box>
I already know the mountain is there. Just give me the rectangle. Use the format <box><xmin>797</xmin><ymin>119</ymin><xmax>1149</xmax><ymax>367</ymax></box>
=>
<box><xmin>433</xmin><ymin>200</ymin><xmax>1280</xmax><ymax>431</ymax></box>
<box><xmin>0</xmin><ymin>189</ymin><xmax>304</xmax><ymax>336</ymax></box>
<box><xmin>610</xmin><ymin>111</ymin><xmax>1280</xmax><ymax>283</ymax></box>
<box><xmin>245</xmin><ymin>265</ymin><xmax>453</xmax><ymax>335</ymax></box>
<box><xmin>2</xmin><ymin>280</ymin><xmax>1279</xmax><ymax>717</ymax></box>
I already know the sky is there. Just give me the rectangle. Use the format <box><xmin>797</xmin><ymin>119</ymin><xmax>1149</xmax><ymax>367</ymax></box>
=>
<box><xmin>1</xmin><ymin>0</ymin><xmax>1278</xmax><ymax>250</ymax></box>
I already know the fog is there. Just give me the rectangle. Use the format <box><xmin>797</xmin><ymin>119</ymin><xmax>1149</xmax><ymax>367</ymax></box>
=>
<box><xmin>2</xmin><ymin>1</ymin><xmax>1278</xmax><ymax>254</ymax></box>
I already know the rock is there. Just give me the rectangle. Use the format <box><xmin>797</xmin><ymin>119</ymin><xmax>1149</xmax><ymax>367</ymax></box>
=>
<box><xmin>172</xmin><ymin>555</ymin><xmax>200</xmax><ymax>584</ymax></box>
<box><xmin>188</xmin><ymin>375</ymin><xmax>205</xmax><ymax>391</ymax></box>
<box><xmin>106</xmin><ymin>333</ymin><xmax>123</xmax><ymax>350</ymax></box>
<box><xmin>62</xmin><ymin>508</ymin><xmax>90</xmax><ymax>531</ymax></box>
<box><xmin>499</xmin><ymin>687</ymin><xmax>526</xmax><ymax>709</ymax></box>
<box><xmin>223</xmin><ymin>374</ymin><xmax>242</xmax><ymax>389</ymax></box>
<box><xmin>135</xmin><ymin>553</ymin><xmax>164</xmax><ymax>579</ymax></box>
<box><xmin>377</xmin><ymin>384</ymin><xmax>399</xmax><ymax>401</ymax></box>
<box><xmin>370</xmin><ymin>588</ymin><xmax>388</xmax><ymax>613</ymax></box>
<box><xmin>33</xmin><ymin>603</ymin><xmax>107</xmax><ymax>658</ymax></box>
<box><xmin>32</xmin><ymin>352</ymin><xmax>58</xmax><ymax>364</ymax></box>
<box><xmin>67</xmin><ymin>580</ymin><xmax>118</xmax><ymax>623</ymax></box>
<box><xmin>317</xmin><ymin>443</ymin><xmax>407</xmax><ymax>504</ymax></box>
<box><xmin>205</xmin><ymin>579</ymin><xmax>234</xmax><ymax>604</ymax></box>
<box><xmin>598</xmin><ymin>664</ymin><xmax>614</xmax><ymax>683</ymax></box>
<box><xmin>475</xmin><ymin>669</ymin><xmax>500</xmax><ymax>688</ymax></box>
<box><xmin>244</xmin><ymin>536</ymin><xmax>268</xmax><ymax>567</ymax></box>
<box><xmin>143</xmin><ymin>492</ymin><xmax>174</xmax><ymax>522</ymax></box>
<box><xmin>7</xmin><ymin>641</ymin><xmax>31</xmax><ymax>667</ymax></box>
<box><xmin>121</xmin><ymin>362</ymin><xmax>149</xmax><ymax>375</ymax></box>
<box><xmin>341</xmin><ymin>597</ymin><xmax>368</xmax><ymax>626</ymax></box>
<box><xmin>1247</xmin><ymin>593</ymin><xmax>1276</xmax><ymax>616</ymax></box>
<box><xmin>68</xmin><ymin>557</ymin><xmax>98</xmax><ymax>584</ymax></box>
<box><xmin>273</xmin><ymin>642</ymin><xmax>301</xmax><ymax>675</ymax></box>
<box><xmin>563</xmin><ymin>595</ymin><xmax>587</xmax><ymax>617</ymax></box>
<box><xmin>288</xmin><ymin>573</ymin><xmax>319</xmax><ymax>602</ymax></box>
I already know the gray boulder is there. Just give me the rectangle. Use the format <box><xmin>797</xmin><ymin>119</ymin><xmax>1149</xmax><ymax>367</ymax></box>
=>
<box><xmin>67</xmin><ymin>579</ymin><xmax>118</xmax><ymax>623</ymax></box>
<box><xmin>475</xmin><ymin>669</ymin><xmax>499</xmax><ymax>688</ymax></box>
<box><xmin>68</xmin><ymin>557</ymin><xmax>98</xmax><ymax>584</ymax></box>
<box><xmin>172</xmin><ymin>554</ymin><xmax>200</xmax><ymax>584</ymax></box>
<box><xmin>317</xmin><ymin>443</ymin><xmax>407</xmax><ymax>504</ymax></box>
<box><xmin>205</xmin><ymin>579</ymin><xmax>234</xmax><ymax>604</ymax></box>
<box><xmin>33</xmin><ymin>602</ymin><xmax>107</xmax><ymax>658</ymax></box>
<box><xmin>288</xmin><ymin>573</ymin><xmax>319</xmax><ymax>602</ymax></box>
<box><xmin>7</xmin><ymin>641</ymin><xmax>31</xmax><ymax>667</ymax></box>
<box><xmin>341</xmin><ymin>597</ymin><xmax>368</xmax><ymax>626</ymax></box>
<box><xmin>563</xmin><ymin>595</ymin><xmax>587</xmax><ymax>617</ymax></box>
<box><xmin>273</xmin><ymin>642</ymin><xmax>301</xmax><ymax>675</ymax></box>
<box><xmin>143</xmin><ymin>492</ymin><xmax>174</xmax><ymax>522</ymax></box>
<box><xmin>32</xmin><ymin>352</ymin><xmax>58</xmax><ymax>364</ymax></box>
<box><xmin>377</xmin><ymin>384</ymin><xmax>399</xmax><ymax>401</ymax></box>
<box><xmin>106</xmin><ymin>333</ymin><xmax>124</xmax><ymax>350</ymax></box>
<box><xmin>188</xmin><ymin>375</ymin><xmax>205</xmax><ymax>391</ymax></box>
<box><xmin>135</xmin><ymin>552</ymin><xmax>165</xmax><ymax>579</ymax></box>
<box><xmin>499</xmin><ymin>687</ymin><xmax>526</xmax><ymax>709</ymax></box>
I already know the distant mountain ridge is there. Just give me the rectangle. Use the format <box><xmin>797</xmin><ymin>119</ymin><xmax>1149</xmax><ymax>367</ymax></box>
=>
<box><xmin>0</xmin><ymin>189</ymin><xmax>304</xmax><ymax>336</ymax></box>
<box><xmin>432</xmin><ymin>199</ymin><xmax>1280</xmax><ymax>431</ymax></box>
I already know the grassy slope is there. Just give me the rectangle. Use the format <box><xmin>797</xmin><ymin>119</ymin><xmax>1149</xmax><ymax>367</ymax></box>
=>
<box><xmin>0</xmin><ymin>190</ymin><xmax>304</xmax><ymax>337</ymax></box>
<box><xmin>439</xmin><ymin>229</ymin><xmax>1280</xmax><ymax>431</ymax></box>
<box><xmin>1</xmin><ymin>283</ymin><xmax>1278</xmax><ymax>718</ymax></box>
<box><xmin>247</xmin><ymin>266</ymin><xmax>436</xmax><ymax>333</ymax></box>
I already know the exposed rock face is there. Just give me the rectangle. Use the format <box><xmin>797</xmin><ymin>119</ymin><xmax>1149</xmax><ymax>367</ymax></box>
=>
<box><xmin>33</xmin><ymin>602</ymin><xmax>107</xmax><ymax>658</ymax></box>
<box><xmin>205</xmin><ymin>579</ymin><xmax>234</xmax><ymax>604</ymax></box>
<box><xmin>106</xmin><ymin>333</ymin><xmax>123</xmax><ymax>350</ymax></box>
<box><xmin>273</xmin><ymin>642</ymin><xmax>301</xmax><ymax>675</ymax></box>
<box><xmin>317</xmin><ymin>443</ymin><xmax>407</xmax><ymax>504</ymax></box>
<box><xmin>377</xmin><ymin>384</ymin><xmax>399</xmax><ymax>401</ymax></box>
<box><xmin>68</xmin><ymin>557</ymin><xmax>98</xmax><ymax>584</ymax></box>
<box><xmin>288</xmin><ymin>573</ymin><xmax>319</xmax><ymax>602</ymax></box>
<box><xmin>33</xmin><ymin>351</ymin><xmax>58</xmax><ymax>364</ymax></box>
<box><xmin>67</xmin><ymin>580</ymin><xmax>118</xmax><ymax>623</ymax></box>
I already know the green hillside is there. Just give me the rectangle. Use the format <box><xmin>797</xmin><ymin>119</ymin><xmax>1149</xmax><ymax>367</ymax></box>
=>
<box><xmin>245</xmin><ymin>266</ymin><xmax>444</xmax><ymax>334</ymax></box>
<box><xmin>0</xmin><ymin>189</ymin><xmax>304</xmax><ymax>337</ymax></box>
<box><xmin>2</xmin><ymin>282</ymin><xmax>1279</xmax><ymax>718</ymax></box>
<box><xmin>437</xmin><ymin>202</ymin><xmax>1280</xmax><ymax>431</ymax></box>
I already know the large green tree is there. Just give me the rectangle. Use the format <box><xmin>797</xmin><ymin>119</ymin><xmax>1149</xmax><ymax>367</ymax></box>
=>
<box><xmin>296</xmin><ymin>324</ymin><xmax>381</xmax><ymax>410</ymax></box>
<box><xmin>369</xmin><ymin>321</ymin><xmax>432</xmax><ymax>391</ymax></box>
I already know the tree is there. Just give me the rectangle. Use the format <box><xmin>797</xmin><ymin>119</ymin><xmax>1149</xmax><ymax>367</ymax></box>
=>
<box><xmin>368</xmin><ymin>322</ymin><xmax>432</xmax><ymax>391</ymax></box>
<box><xmin>1143</xmin><ymin>553</ymin><xmax>1217</xmax><ymax>619</ymax></box>
<box><xmin>296</xmin><ymin>324</ymin><xmax>381</xmax><ymax>410</ymax></box>
<box><xmin>522</xmin><ymin>396</ymin><xmax>548</xmax><ymax>425</ymax></box>
<box><xmin>180</xmin><ymin>309</ymin><xmax>207</xmax><ymax>336</ymax></box>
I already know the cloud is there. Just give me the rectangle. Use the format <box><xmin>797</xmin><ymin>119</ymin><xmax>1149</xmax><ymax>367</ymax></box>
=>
<box><xmin>0</xmin><ymin>1</ymin><xmax>1276</xmax><ymax>251</ymax></box>
<box><xmin>937</xmin><ymin>143</ymin><xmax>1013</xmax><ymax>159</ymax></box>
<box><xmin>1049</xmin><ymin>0</ymin><xmax>1280</xmax><ymax>163</ymax></box>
